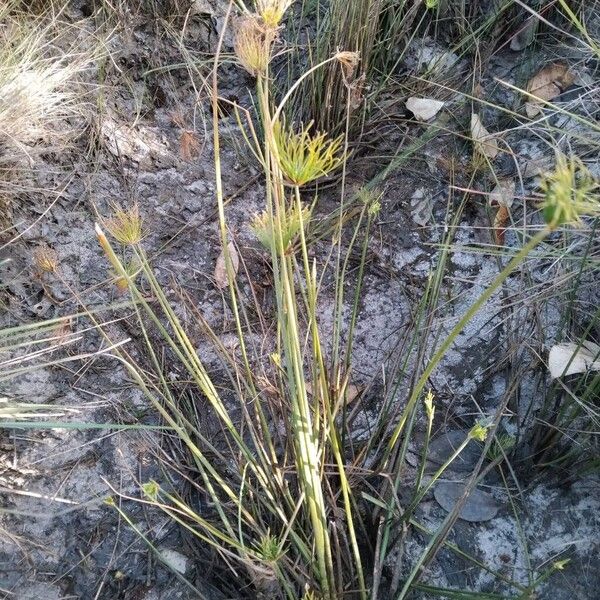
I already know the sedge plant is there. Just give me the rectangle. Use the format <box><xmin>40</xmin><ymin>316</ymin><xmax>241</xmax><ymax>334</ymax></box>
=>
<box><xmin>89</xmin><ymin>5</ymin><xmax>600</xmax><ymax>600</ymax></box>
<box><xmin>94</xmin><ymin>3</ymin><xmax>371</xmax><ymax>597</ymax></box>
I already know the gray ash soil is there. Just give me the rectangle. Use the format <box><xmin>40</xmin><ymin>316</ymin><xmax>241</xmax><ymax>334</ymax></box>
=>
<box><xmin>1</xmin><ymin>2</ymin><xmax>599</xmax><ymax>599</ymax></box>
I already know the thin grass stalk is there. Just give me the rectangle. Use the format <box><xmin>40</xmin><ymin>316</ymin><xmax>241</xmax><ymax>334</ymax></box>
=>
<box><xmin>409</xmin><ymin>518</ymin><xmax>528</xmax><ymax>593</ymax></box>
<box><xmin>402</xmin><ymin>428</ymin><xmax>479</xmax><ymax>523</ymax></box>
<box><xmin>98</xmin><ymin>229</ymin><xmax>294</xmax><ymax>545</ymax></box>
<box><xmin>374</xmin><ymin>226</ymin><xmax>551</xmax><ymax>580</ymax></box>
<box><xmin>210</xmin><ymin>2</ymin><xmax>281</xmax><ymax>491</ymax></box>
<box><xmin>330</xmin><ymin>83</ymin><xmax>353</xmax><ymax>380</ymax></box>
<box><xmin>104</xmin><ymin>498</ymin><xmax>210</xmax><ymax>598</ymax></box>
<box><xmin>413</xmin><ymin>393</ymin><xmax>434</xmax><ymax>494</ymax></box>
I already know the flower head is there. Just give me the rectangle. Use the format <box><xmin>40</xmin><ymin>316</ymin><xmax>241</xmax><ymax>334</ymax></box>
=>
<box><xmin>423</xmin><ymin>390</ymin><xmax>435</xmax><ymax>420</ymax></box>
<box><xmin>255</xmin><ymin>0</ymin><xmax>293</xmax><ymax>27</ymax></box>
<box><xmin>273</xmin><ymin>119</ymin><xmax>345</xmax><ymax>186</ymax></box>
<box><xmin>251</xmin><ymin>203</ymin><xmax>311</xmax><ymax>250</ymax></box>
<box><xmin>142</xmin><ymin>480</ymin><xmax>160</xmax><ymax>501</ymax></box>
<box><xmin>233</xmin><ymin>16</ymin><xmax>276</xmax><ymax>77</ymax></box>
<box><xmin>335</xmin><ymin>50</ymin><xmax>360</xmax><ymax>81</ymax></box>
<box><xmin>541</xmin><ymin>155</ymin><xmax>599</xmax><ymax>228</ymax></box>
<box><xmin>34</xmin><ymin>245</ymin><xmax>58</xmax><ymax>274</ymax></box>
<box><xmin>468</xmin><ymin>422</ymin><xmax>490</xmax><ymax>442</ymax></box>
<box><xmin>102</xmin><ymin>203</ymin><xmax>144</xmax><ymax>246</ymax></box>
<box><xmin>255</xmin><ymin>530</ymin><xmax>284</xmax><ymax>562</ymax></box>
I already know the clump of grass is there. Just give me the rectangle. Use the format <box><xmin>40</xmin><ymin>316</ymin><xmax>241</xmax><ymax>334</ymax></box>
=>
<box><xmin>0</xmin><ymin>1</ymin><xmax>92</xmax><ymax>216</ymax></box>
<box><xmin>5</xmin><ymin>0</ymin><xmax>600</xmax><ymax>598</ymax></box>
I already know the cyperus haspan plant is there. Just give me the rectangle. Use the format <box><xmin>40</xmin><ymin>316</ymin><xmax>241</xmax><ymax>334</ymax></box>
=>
<box><xmin>101</xmin><ymin>204</ymin><xmax>144</xmax><ymax>246</ymax></box>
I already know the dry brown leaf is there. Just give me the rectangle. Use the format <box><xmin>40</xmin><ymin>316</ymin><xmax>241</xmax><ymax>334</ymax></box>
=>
<box><xmin>214</xmin><ymin>241</ymin><xmax>239</xmax><ymax>289</ymax></box>
<box><xmin>180</xmin><ymin>130</ymin><xmax>200</xmax><ymax>161</ymax></box>
<box><xmin>493</xmin><ymin>205</ymin><xmax>510</xmax><ymax>245</ymax></box>
<box><xmin>345</xmin><ymin>383</ymin><xmax>361</xmax><ymax>404</ymax></box>
<box><xmin>406</xmin><ymin>97</ymin><xmax>444</xmax><ymax>121</ymax></box>
<box><xmin>470</xmin><ymin>113</ymin><xmax>498</xmax><ymax>159</ymax></box>
<box><xmin>489</xmin><ymin>179</ymin><xmax>514</xmax><ymax>246</ymax></box>
<box><xmin>525</xmin><ymin>63</ymin><xmax>575</xmax><ymax>117</ymax></box>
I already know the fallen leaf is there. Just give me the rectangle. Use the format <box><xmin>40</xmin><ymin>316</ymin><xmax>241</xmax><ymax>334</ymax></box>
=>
<box><xmin>510</xmin><ymin>16</ymin><xmax>538</xmax><ymax>51</ymax></box>
<box><xmin>471</xmin><ymin>113</ymin><xmax>498</xmax><ymax>159</ymax></box>
<box><xmin>525</xmin><ymin>63</ymin><xmax>575</xmax><ymax>117</ymax></box>
<box><xmin>306</xmin><ymin>381</ymin><xmax>361</xmax><ymax>404</ymax></box>
<box><xmin>406</xmin><ymin>97</ymin><xmax>444</xmax><ymax>121</ymax></box>
<box><xmin>434</xmin><ymin>482</ymin><xmax>499</xmax><ymax>522</ymax></box>
<box><xmin>548</xmin><ymin>341</ymin><xmax>600</xmax><ymax>379</ymax></box>
<box><xmin>489</xmin><ymin>179</ymin><xmax>515</xmax><ymax>245</ymax></box>
<box><xmin>521</xmin><ymin>155</ymin><xmax>555</xmax><ymax>179</ymax></box>
<box><xmin>493</xmin><ymin>205</ymin><xmax>510</xmax><ymax>245</ymax></box>
<box><xmin>214</xmin><ymin>241</ymin><xmax>239</xmax><ymax>289</ymax></box>
<box><xmin>179</xmin><ymin>130</ymin><xmax>200</xmax><ymax>161</ymax></box>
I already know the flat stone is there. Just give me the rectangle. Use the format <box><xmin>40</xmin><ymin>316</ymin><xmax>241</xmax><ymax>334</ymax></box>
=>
<box><xmin>427</xmin><ymin>430</ymin><xmax>483</xmax><ymax>473</ymax></box>
<box><xmin>434</xmin><ymin>482</ymin><xmax>499</xmax><ymax>522</ymax></box>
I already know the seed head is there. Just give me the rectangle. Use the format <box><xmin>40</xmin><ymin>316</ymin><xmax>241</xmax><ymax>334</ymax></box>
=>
<box><xmin>468</xmin><ymin>422</ymin><xmax>490</xmax><ymax>442</ymax></box>
<box><xmin>233</xmin><ymin>16</ymin><xmax>276</xmax><ymax>77</ymax></box>
<box><xmin>273</xmin><ymin>119</ymin><xmax>345</xmax><ymax>186</ymax></box>
<box><xmin>335</xmin><ymin>50</ymin><xmax>360</xmax><ymax>81</ymax></box>
<box><xmin>251</xmin><ymin>203</ymin><xmax>311</xmax><ymax>250</ymax></box>
<box><xmin>255</xmin><ymin>0</ymin><xmax>293</xmax><ymax>27</ymax></box>
<box><xmin>423</xmin><ymin>390</ymin><xmax>435</xmax><ymax>420</ymax></box>
<box><xmin>34</xmin><ymin>246</ymin><xmax>58</xmax><ymax>274</ymax></box>
<box><xmin>541</xmin><ymin>155</ymin><xmax>599</xmax><ymax>229</ymax></box>
<box><xmin>553</xmin><ymin>559</ymin><xmax>570</xmax><ymax>571</ymax></box>
<box><xmin>255</xmin><ymin>530</ymin><xmax>283</xmax><ymax>562</ymax></box>
<box><xmin>142</xmin><ymin>480</ymin><xmax>160</xmax><ymax>501</ymax></box>
<box><xmin>102</xmin><ymin>204</ymin><xmax>144</xmax><ymax>246</ymax></box>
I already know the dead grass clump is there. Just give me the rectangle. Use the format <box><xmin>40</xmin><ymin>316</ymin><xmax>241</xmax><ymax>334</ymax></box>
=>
<box><xmin>0</xmin><ymin>1</ymin><xmax>93</xmax><ymax>217</ymax></box>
